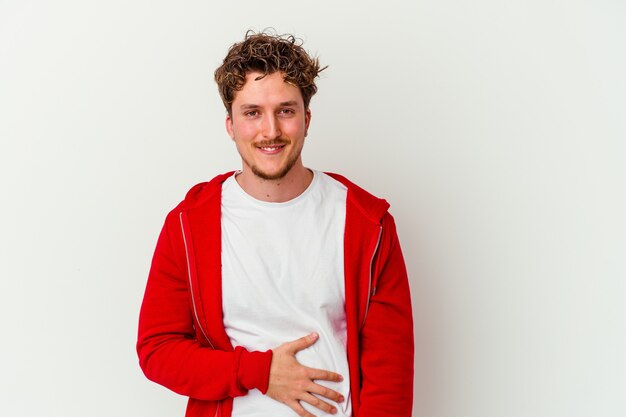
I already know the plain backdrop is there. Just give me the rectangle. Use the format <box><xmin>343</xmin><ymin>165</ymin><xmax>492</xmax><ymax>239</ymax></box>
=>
<box><xmin>1</xmin><ymin>1</ymin><xmax>625</xmax><ymax>416</ymax></box>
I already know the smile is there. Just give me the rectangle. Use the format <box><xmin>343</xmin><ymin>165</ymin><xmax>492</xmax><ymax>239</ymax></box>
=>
<box><xmin>257</xmin><ymin>144</ymin><xmax>286</xmax><ymax>154</ymax></box>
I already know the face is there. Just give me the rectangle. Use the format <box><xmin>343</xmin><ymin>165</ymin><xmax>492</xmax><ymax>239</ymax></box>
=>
<box><xmin>226</xmin><ymin>71</ymin><xmax>311</xmax><ymax>181</ymax></box>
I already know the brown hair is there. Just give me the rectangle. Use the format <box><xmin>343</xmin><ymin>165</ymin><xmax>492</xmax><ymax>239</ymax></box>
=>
<box><xmin>214</xmin><ymin>30</ymin><xmax>326</xmax><ymax>114</ymax></box>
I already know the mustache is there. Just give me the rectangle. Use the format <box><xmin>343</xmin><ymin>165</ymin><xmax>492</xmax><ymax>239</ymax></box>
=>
<box><xmin>255</xmin><ymin>139</ymin><xmax>290</xmax><ymax>147</ymax></box>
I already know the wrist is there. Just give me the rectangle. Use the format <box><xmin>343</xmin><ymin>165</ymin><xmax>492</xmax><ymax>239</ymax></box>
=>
<box><xmin>237</xmin><ymin>347</ymin><xmax>273</xmax><ymax>394</ymax></box>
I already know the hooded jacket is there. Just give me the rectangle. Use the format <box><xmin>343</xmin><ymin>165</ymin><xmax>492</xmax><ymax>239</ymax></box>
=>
<box><xmin>137</xmin><ymin>172</ymin><xmax>414</xmax><ymax>417</ymax></box>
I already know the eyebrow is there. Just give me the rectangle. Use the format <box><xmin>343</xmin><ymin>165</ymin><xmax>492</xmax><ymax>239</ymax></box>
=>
<box><xmin>238</xmin><ymin>101</ymin><xmax>299</xmax><ymax>110</ymax></box>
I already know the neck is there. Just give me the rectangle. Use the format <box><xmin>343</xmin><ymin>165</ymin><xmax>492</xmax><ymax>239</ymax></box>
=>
<box><xmin>235</xmin><ymin>164</ymin><xmax>313</xmax><ymax>203</ymax></box>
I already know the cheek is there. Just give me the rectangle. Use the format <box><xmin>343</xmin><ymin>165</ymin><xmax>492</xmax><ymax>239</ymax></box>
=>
<box><xmin>285</xmin><ymin>120</ymin><xmax>307</xmax><ymax>136</ymax></box>
<box><xmin>232</xmin><ymin>123</ymin><xmax>257</xmax><ymax>140</ymax></box>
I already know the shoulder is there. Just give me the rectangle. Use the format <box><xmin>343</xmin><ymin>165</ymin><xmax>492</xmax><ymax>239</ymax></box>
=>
<box><xmin>163</xmin><ymin>171</ymin><xmax>235</xmax><ymax>221</ymax></box>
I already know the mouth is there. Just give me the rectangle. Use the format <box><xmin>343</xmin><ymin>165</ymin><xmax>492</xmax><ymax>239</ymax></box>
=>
<box><xmin>256</xmin><ymin>141</ymin><xmax>288</xmax><ymax>155</ymax></box>
<box><xmin>259</xmin><ymin>145</ymin><xmax>284</xmax><ymax>151</ymax></box>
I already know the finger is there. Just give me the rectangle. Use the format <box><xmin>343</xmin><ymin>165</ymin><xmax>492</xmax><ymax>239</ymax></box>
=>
<box><xmin>300</xmin><ymin>392</ymin><xmax>338</xmax><ymax>415</ymax></box>
<box><xmin>286</xmin><ymin>400</ymin><xmax>316</xmax><ymax>417</ymax></box>
<box><xmin>307</xmin><ymin>382</ymin><xmax>345</xmax><ymax>403</ymax></box>
<box><xmin>307</xmin><ymin>367</ymin><xmax>344</xmax><ymax>383</ymax></box>
<box><xmin>284</xmin><ymin>332</ymin><xmax>319</xmax><ymax>353</ymax></box>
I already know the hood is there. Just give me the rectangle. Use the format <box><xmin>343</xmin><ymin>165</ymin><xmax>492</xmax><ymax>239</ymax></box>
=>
<box><xmin>179</xmin><ymin>171</ymin><xmax>235</xmax><ymax>210</ymax></box>
<box><xmin>325</xmin><ymin>172</ymin><xmax>390</xmax><ymax>225</ymax></box>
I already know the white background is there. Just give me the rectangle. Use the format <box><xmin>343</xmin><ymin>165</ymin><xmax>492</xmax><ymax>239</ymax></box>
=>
<box><xmin>1</xmin><ymin>1</ymin><xmax>625</xmax><ymax>416</ymax></box>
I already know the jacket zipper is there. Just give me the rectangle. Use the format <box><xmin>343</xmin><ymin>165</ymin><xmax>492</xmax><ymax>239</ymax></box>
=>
<box><xmin>179</xmin><ymin>211</ymin><xmax>215</xmax><ymax>349</ymax></box>
<box><xmin>361</xmin><ymin>225</ymin><xmax>382</xmax><ymax>329</ymax></box>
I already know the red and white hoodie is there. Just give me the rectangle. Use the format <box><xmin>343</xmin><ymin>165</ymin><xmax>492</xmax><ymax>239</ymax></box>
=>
<box><xmin>137</xmin><ymin>172</ymin><xmax>414</xmax><ymax>417</ymax></box>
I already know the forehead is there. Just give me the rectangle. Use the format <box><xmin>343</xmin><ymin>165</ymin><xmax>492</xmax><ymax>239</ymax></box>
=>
<box><xmin>233</xmin><ymin>71</ymin><xmax>304</xmax><ymax>105</ymax></box>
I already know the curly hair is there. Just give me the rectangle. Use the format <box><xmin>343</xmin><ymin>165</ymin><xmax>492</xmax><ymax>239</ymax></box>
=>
<box><xmin>214</xmin><ymin>30</ymin><xmax>326</xmax><ymax>114</ymax></box>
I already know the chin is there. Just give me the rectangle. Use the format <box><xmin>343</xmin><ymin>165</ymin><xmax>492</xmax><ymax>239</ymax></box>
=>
<box><xmin>244</xmin><ymin>152</ymin><xmax>301</xmax><ymax>181</ymax></box>
<box><xmin>251</xmin><ymin>166</ymin><xmax>290</xmax><ymax>181</ymax></box>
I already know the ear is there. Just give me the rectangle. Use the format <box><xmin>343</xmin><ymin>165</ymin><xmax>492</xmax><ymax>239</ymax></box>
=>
<box><xmin>225</xmin><ymin>113</ymin><xmax>235</xmax><ymax>140</ymax></box>
<box><xmin>304</xmin><ymin>108</ymin><xmax>311</xmax><ymax>137</ymax></box>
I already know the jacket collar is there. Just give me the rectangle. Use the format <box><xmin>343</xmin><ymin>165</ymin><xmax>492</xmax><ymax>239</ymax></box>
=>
<box><xmin>180</xmin><ymin>171</ymin><xmax>390</xmax><ymax>224</ymax></box>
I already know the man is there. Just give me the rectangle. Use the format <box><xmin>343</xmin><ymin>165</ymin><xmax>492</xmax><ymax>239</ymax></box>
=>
<box><xmin>137</xmin><ymin>31</ymin><xmax>414</xmax><ymax>417</ymax></box>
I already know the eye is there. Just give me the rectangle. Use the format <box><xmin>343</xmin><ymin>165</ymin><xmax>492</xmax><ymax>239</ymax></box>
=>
<box><xmin>244</xmin><ymin>110</ymin><xmax>259</xmax><ymax>117</ymax></box>
<box><xmin>278</xmin><ymin>108</ymin><xmax>295</xmax><ymax>116</ymax></box>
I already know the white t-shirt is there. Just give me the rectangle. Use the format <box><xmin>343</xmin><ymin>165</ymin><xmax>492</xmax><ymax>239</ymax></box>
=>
<box><xmin>221</xmin><ymin>170</ymin><xmax>351</xmax><ymax>417</ymax></box>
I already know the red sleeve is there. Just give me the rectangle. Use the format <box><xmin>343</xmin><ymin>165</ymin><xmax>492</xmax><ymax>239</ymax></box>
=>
<box><xmin>359</xmin><ymin>214</ymin><xmax>414</xmax><ymax>416</ymax></box>
<box><xmin>136</xmin><ymin>211</ymin><xmax>272</xmax><ymax>400</ymax></box>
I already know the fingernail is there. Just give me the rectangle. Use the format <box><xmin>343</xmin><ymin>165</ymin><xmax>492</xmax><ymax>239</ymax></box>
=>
<box><xmin>338</xmin><ymin>375</ymin><xmax>344</xmax><ymax>382</ymax></box>
<box><xmin>339</xmin><ymin>396</ymin><xmax>344</xmax><ymax>402</ymax></box>
<box><xmin>309</xmin><ymin>332</ymin><xmax>319</xmax><ymax>340</ymax></box>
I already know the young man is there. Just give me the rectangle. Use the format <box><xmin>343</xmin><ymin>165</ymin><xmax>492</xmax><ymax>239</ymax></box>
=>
<box><xmin>137</xmin><ymin>32</ymin><xmax>414</xmax><ymax>417</ymax></box>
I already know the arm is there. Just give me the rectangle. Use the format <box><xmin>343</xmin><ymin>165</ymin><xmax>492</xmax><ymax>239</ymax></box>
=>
<box><xmin>137</xmin><ymin>211</ymin><xmax>344</xmax><ymax>413</ymax></box>
<box><xmin>359</xmin><ymin>214</ymin><xmax>414</xmax><ymax>417</ymax></box>
<box><xmin>137</xmin><ymin>211</ymin><xmax>272</xmax><ymax>400</ymax></box>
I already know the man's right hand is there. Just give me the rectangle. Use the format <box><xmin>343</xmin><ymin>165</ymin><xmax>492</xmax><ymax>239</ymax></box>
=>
<box><xmin>266</xmin><ymin>333</ymin><xmax>345</xmax><ymax>417</ymax></box>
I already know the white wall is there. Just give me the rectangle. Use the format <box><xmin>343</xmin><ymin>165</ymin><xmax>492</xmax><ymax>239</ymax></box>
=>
<box><xmin>1</xmin><ymin>1</ymin><xmax>625</xmax><ymax>416</ymax></box>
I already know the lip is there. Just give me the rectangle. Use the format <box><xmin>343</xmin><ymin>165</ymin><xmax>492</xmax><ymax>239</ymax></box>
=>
<box><xmin>256</xmin><ymin>144</ymin><xmax>286</xmax><ymax>155</ymax></box>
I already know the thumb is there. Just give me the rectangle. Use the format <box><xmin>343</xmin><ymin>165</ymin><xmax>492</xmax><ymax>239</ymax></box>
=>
<box><xmin>286</xmin><ymin>332</ymin><xmax>319</xmax><ymax>353</ymax></box>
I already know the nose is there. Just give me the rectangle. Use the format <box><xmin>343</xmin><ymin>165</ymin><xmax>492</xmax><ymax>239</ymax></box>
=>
<box><xmin>262</xmin><ymin>114</ymin><xmax>282</xmax><ymax>139</ymax></box>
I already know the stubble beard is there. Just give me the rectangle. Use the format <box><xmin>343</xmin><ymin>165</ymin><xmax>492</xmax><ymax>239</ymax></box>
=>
<box><xmin>244</xmin><ymin>140</ymin><xmax>302</xmax><ymax>181</ymax></box>
<box><xmin>249</xmin><ymin>151</ymin><xmax>300</xmax><ymax>180</ymax></box>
